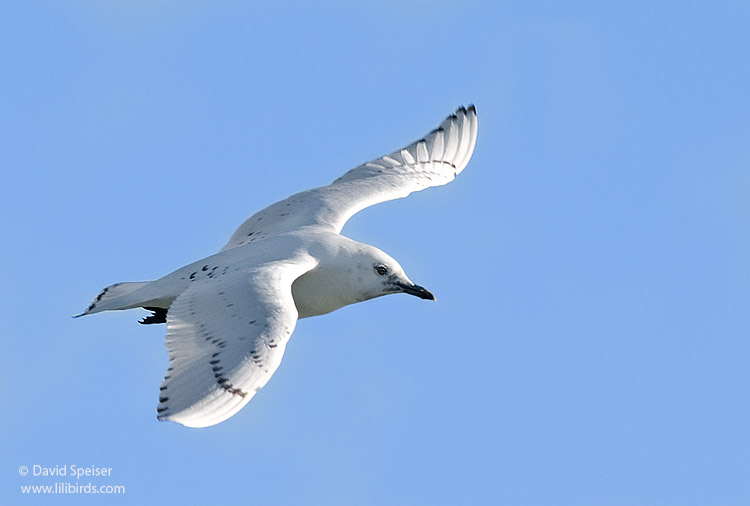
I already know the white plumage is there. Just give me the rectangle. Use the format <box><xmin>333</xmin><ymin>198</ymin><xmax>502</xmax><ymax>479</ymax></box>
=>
<box><xmin>78</xmin><ymin>105</ymin><xmax>478</xmax><ymax>428</ymax></box>
<box><xmin>222</xmin><ymin>105</ymin><xmax>478</xmax><ymax>244</ymax></box>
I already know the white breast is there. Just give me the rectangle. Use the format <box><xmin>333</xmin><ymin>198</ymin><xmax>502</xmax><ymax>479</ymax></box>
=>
<box><xmin>291</xmin><ymin>265</ymin><xmax>358</xmax><ymax>318</ymax></box>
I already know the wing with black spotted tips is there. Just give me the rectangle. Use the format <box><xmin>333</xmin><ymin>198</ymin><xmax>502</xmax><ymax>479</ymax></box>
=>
<box><xmin>221</xmin><ymin>105</ymin><xmax>477</xmax><ymax>250</ymax></box>
<box><xmin>156</xmin><ymin>255</ymin><xmax>318</xmax><ymax>428</ymax></box>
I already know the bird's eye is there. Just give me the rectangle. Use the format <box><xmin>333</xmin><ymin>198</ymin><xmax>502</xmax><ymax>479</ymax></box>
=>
<box><xmin>375</xmin><ymin>265</ymin><xmax>388</xmax><ymax>276</ymax></box>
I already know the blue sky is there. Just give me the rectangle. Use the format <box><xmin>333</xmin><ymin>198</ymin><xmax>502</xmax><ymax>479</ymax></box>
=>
<box><xmin>2</xmin><ymin>1</ymin><xmax>749</xmax><ymax>504</ymax></box>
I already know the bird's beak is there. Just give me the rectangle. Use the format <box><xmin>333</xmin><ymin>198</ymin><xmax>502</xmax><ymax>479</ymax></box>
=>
<box><xmin>396</xmin><ymin>282</ymin><xmax>436</xmax><ymax>301</ymax></box>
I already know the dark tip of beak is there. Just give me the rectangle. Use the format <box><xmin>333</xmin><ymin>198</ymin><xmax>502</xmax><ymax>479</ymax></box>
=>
<box><xmin>399</xmin><ymin>282</ymin><xmax>436</xmax><ymax>301</ymax></box>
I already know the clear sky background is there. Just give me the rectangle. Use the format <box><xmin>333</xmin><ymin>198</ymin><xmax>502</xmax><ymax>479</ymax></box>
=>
<box><xmin>2</xmin><ymin>1</ymin><xmax>749</xmax><ymax>505</ymax></box>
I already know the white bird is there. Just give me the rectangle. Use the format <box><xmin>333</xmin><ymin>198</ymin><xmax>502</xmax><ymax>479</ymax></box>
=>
<box><xmin>77</xmin><ymin>105</ymin><xmax>478</xmax><ymax>428</ymax></box>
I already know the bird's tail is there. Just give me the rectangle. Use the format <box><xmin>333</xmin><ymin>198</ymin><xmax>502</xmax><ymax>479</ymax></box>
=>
<box><xmin>74</xmin><ymin>281</ymin><xmax>153</xmax><ymax>317</ymax></box>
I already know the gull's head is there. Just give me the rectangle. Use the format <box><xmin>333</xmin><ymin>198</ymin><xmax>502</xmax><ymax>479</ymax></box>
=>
<box><xmin>292</xmin><ymin>240</ymin><xmax>435</xmax><ymax>319</ymax></box>
<box><xmin>353</xmin><ymin>245</ymin><xmax>435</xmax><ymax>303</ymax></box>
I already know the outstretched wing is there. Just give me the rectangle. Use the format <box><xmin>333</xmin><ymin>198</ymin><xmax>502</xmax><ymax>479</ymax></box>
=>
<box><xmin>222</xmin><ymin>105</ymin><xmax>477</xmax><ymax>251</ymax></box>
<box><xmin>156</xmin><ymin>255</ymin><xmax>318</xmax><ymax>428</ymax></box>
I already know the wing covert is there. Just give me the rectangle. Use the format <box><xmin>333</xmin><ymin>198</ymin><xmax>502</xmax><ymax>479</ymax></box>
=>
<box><xmin>221</xmin><ymin>105</ymin><xmax>477</xmax><ymax>250</ymax></box>
<box><xmin>156</xmin><ymin>255</ymin><xmax>317</xmax><ymax>428</ymax></box>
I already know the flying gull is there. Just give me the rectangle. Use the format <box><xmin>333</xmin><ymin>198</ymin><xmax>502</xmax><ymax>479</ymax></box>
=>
<box><xmin>77</xmin><ymin>105</ymin><xmax>478</xmax><ymax>428</ymax></box>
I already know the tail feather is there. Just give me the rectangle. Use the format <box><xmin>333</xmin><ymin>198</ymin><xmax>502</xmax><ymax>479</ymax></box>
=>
<box><xmin>76</xmin><ymin>281</ymin><xmax>152</xmax><ymax>317</ymax></box>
